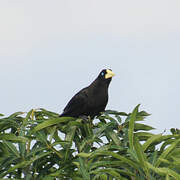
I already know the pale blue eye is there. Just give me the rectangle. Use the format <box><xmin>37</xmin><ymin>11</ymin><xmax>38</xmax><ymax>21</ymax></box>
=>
<box><xmin>101</xmin><ymin>72</ymin><xmax>104</xmax><ymax>76</ymax></box>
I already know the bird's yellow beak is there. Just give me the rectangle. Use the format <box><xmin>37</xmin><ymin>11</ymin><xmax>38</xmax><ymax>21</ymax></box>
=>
<box><xmin>105</xmin><ymin>69</ymin><xmax>115</xmax><ymax>79</ymax></box>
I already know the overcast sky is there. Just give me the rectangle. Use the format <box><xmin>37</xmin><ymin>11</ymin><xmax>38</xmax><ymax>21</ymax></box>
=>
<box><xmin>0</xmin><ymin>0</ymin><xmax>180</xmax><ymax>133</ymax></box>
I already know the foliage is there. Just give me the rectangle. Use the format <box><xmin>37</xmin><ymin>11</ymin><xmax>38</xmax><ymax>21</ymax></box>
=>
<box><xmin>0</xmin><ymin>105</ymin><xmax>180</xmax><ymax>180</ymax></box>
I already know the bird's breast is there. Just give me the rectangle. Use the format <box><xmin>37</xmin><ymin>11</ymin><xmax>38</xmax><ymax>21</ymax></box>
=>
<box><xmin>89</xmin><ymin>88</ymin><xmax>108</xmax><ymax>107</ymax></box>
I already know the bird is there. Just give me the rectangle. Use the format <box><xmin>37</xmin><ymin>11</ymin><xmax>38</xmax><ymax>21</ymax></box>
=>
<box><xmin>59</xmin><ymin>69</ymin><xmax>115</xmax><ymax>119</ymax></box>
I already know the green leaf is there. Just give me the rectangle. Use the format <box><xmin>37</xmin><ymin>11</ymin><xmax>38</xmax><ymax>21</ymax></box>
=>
<box><xmin>134</xmin><ymin>136</ymin><xmax>149</xmax><ymax>176</ymax></box>
<box><xmin>8</xmin><ymin>111</ymin><xmax>25</xmax><ymax>118</ymax></box>
<box><xmin>77</xmin><ymin>152</ymin><xmax>91</xmax><ymax>158</ymax></box>
<box><xmin>94</xmin><ymin>121</ymin><xmax>115</xmax><ymax>138</ymax></box>
<box><xmin>142</xmin><ymin>134</ymin><xmax>162</xmax><ymax>151</ymax></box>
<box><xmin>79</xmin><ymin>157</ymin><xmax>90</xmax><ymax>180</ymax></box>
<box><xmin>65</xmin><ymin>125</ymin><xmax>77</xmax><ymax>144</ymax></box>
<box><xmin>142</xmin><ymin>134</ymin><xmax>173</xmax><ymax>152</ymax></box>
<box><xmin>43</xmin><ymin>176</ymin><xmax>55</xmax><ymax>180</ymax></box>
<box><xmin>89</xmin><ymin>160</ymin><xmax>134</xmax><ymax>177</ymax></box>
<box><xmin>105</xmin><ymin>110</ymin><xmax>128</xmax><ymax>116</ymax></box>
<box><xmin>155</xmin><ymin>139</ymin><xmax>180</xmax><ymax>167</ymax></box>
<box><xmin>90</xmin><ymin>150</ymin><xmax>139</xmax><ymax>169</ymax></box>
<box><xmin>147</xmin><ymin>162</ymin><xmax>180</xmax><ymax>179</ymax></box>
<box><xmin>135</xmin><ymin>132</ymin><xmax>153</xmax><ymax>141</ymax></box>
<box><xmin>18</xmin><ymin>142</ymin><xmax>26</xmax><ymax>157</ymax></box>
<box><xmin>7</xmin><ymin>160</ymin><xmax>32</xmax><ymax>173</ymax></box>
<box><xmin>23</xmin><ymin>109</ymin><xmax>34</xmax><ymax>125</ymax></box>
<box><xmin>33</xmin><ymin>117</ymin><xmax>75</xmax><ymax>131</ymax></box>
<box><xmin>166</xmin><ymin>175</ymin><xmax>170</xmax><ymax>180</ymax></box>
<box><xmin>64</xmin><ymin>125</ymin><xmax>77</xmax><ymax>160</ymax></box>
<box><xmin>134</xmin><ymin>123</ymin><xmax>155</xmax><ymax>131</ymax></box>
<box><xmin>30</xmin><ymin>151</ymin><xmax>53</xmax><ymax>162</ymax></box>
<box><xmin>3</xmin><ymin>141</ymin><xmax>20</xmax><ymax>158</ymax></box>
<box><xmin>106</xmin><ymin>130</ymin><xmax>121</xmax><ymax>146</ymax></box>
<box><xmin>79</xmin><ymin>136</ymin><xmax>95</xmax><ymax>152</ymax></box>
<box><xmin>128</xmin><ymin>104</ymin><xmax>140</xmax><ymax>150</ymax></box>
<box><xmin>91</xmin><ymin>168</ymin><xmax>124</xmax><ymax>179</ymax></box>
<box><xmin>170</xmin><ymin>147</ymin><xmax>180</xmax><ymax>158</ymax></box>
<box><xmin>138</xmin><ymin>111</ymin><xmax>151</xmax><ymax>117</ymax></box>
<box><xmin>39</xmin><ymin>108</ymin><xmax>60</xmax><ymax>118</ymax></box>
<box><xmin>0</xmin><ymin>134</ymin><xmax>28</xmax><ymax>142</ymax></box>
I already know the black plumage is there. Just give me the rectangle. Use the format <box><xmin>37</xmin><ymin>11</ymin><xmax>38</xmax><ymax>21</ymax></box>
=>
<box><xmin>60</xmin><ymin>69</ymin><xmax>115</xmax><ymax>118</ymax></box>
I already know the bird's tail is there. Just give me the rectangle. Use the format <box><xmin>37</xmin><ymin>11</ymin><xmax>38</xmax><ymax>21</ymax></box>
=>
<box><xmin>59</xmin><ymin>114</ymin><xmax>63</xmax><ymax>117</ymax></box>
<box><xmin>59</xmin><ymin>112</ymin><xmax>68</xmax><ymax>117</ymax></box>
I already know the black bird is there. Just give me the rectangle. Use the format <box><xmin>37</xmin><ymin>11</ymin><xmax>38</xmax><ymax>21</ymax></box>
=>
<box><xmin>60</xmin><ymin>69</ymin><xmax>115</xmax><ymax>118</ymax></box>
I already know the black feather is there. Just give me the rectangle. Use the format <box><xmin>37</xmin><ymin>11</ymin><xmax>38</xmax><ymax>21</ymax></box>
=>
<box><xmin>60</xmin><ymin>69</ymin><xmax>114</xmax><ymax>118</ymax></box>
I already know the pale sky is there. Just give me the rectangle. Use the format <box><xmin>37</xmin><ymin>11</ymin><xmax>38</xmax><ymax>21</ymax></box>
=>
<box><xmin>0</xmin><ymin>0</ymin><xmax>180</xmax><ymax>132</ymax></box>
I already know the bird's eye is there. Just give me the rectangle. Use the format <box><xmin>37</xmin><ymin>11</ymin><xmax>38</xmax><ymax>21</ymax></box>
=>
<box><xmin>101</xmin><ymin>72</ymin><xmax>105</xmax><ymax>76</ymax></box>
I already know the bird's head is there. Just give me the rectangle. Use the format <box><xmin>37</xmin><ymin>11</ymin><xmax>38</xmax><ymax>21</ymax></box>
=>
<box><xmin>96</xmin><ymin>69</ymin><xmax>115</xmax><ymax>87</ymax></box>
<box><xmin>91</xmin><ymin>69</ymin><xmax>115</xmax><ymax>88</ymax></box>
<box><xmin>98</xmin><ymin>69</ymin><xmax>115</xmax><ymax>80</ymax></box>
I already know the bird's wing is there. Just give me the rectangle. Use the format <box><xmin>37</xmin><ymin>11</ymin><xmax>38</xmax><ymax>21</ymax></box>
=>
<box><xmin>60</xmin><ymin>88</ymin><xmax>88</xmax><ymax>117</ymax></box>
